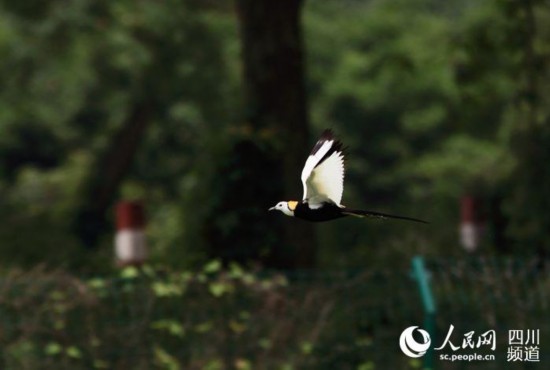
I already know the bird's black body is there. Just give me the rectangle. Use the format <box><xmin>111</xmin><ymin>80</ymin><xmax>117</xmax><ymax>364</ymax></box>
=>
<box><xmin>294</xmin><ymin>201</ymin><xmax>346</xmax><ymax>222</ymax></box>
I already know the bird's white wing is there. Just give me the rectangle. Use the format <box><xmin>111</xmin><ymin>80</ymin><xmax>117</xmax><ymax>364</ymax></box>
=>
<box><xmin>300</xmin><ymin>130</ymin><xmax>345</xmax><ymax>206</ymax></box>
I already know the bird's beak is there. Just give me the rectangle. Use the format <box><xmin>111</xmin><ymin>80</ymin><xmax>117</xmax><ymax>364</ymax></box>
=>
<box><xmin>268</xmin><ymin>206</ymin><xmax>276</xmax><ymax>211</ymax></box>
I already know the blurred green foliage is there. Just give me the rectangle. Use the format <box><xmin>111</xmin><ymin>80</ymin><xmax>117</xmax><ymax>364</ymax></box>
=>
<box><xmin>0</xmin><ymin>258</ymin><xmax>547</xmax><ymax>369</ymax></box>
<box><xmin>0</xmin><ymin>0</ymin><xmax>549</xmax><ymax>270</ymax></box>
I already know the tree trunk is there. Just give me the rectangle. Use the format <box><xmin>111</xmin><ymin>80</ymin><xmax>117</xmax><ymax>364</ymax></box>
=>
<box><xmin>507</xmin><ymin>0</ymin><xmax>550</xmax><ymax>261</ymax></box>
<box><xmin>73</xmin><ymin>102</ymin><xmax>151</xmax><ymax>248</ymax></box>
<box><xmin>234</xmin><ymin>0</ymin><xmax>317</xmax><ymax>268</ymax></box>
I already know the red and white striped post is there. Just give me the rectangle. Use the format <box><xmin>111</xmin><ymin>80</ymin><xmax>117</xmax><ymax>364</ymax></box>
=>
<box><xmin>115</xmin><ymin>201</ymin><xmax>147</xmax><ymax>267</ymax></box>
<box><xmin>459</xmin><ymin>195</ymin><xmax>479</xmax><ymax>252</ymax></box>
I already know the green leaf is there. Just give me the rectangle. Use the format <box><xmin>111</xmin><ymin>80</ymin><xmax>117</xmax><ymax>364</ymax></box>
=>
<box><xmin>209</xmin><ymin>281</ymin><xmax>232</xmax><ymax>297</ymax></box>
<box><xmin>408</xmin><ymin>358</ymin><xmax>422</xmax><ymax>369</ymax></box>
<box><xmin>93</xmin><ymin>360</ymin><xmax>110</xmax><ymax>369</ymax></box>
<box><xmin>195</xmin><ymin>321</ymin><xmax>213</xmax><ymax>333</ymax></box>
<box><xmin>357</xmin><ymin>362</ymin><xmax>375</xmax><ymax>370</ymax></box>
<box><xmin>301</xmin><ymin>341</ymin><xmax>313</xmax><ymax>355</ymax></box>
<box><xmin>66</xmin><ymin>346</ymin><xmax>82</xmax><ymax>359</ymax></box>
<box><xmin>258</xmin><ymin>338</ymin><xmax>272</xmax><ymax>350</ymax></box>
<box><xmin>45</xmin><ymin>342</ymin><xmax>62</xmax><ymax>356</ymax></box>
<box><xmin>87</xmin><ymin>278</ymin><xmax>106</xmax><ymax>290</ymax></box>
<box><xmin>90</xmin><ymin>337</ymin><xmax>102</xmax><ymax>347</ymax></box>
<box><xmin>151</xmin><ymin>319</ymin><xmax>185</xmax><ymax>338</ymax></box>
<box><xmin>203</xmin><ymin>259</ymin><xmax>222</xmax><ymax>274</ymax></box>
<box><xmin>54</xmin><ymin>319</ymin><xmax>66</xmax><ymax>330</ymax></box>
<box><xmin>239</xmin><ymin>310</ymin><xmax>251</xmax><ymax>320</ymax></box>
<box><xmin>203</xmin><ymin>359</ymin><xmax>223</xmax><ymax>370</ymax></box>
<box><xmin>120</xmin><ymin>266</ymin><xmax>140</xmax><ymax>279</ymax></box>
<box><xmin>228</xmin><ymin>262</ymin><xmax>244</xmax><ymax>278</ymax></box>
<box><xmin>229</xmin><ymin>319</ymin><xmax>246</xmax><ymax>334</ymax></box>
<box><xmin>154</xmin><ymin>346</ymin><xmax>180</xmax><ymax>370</ymax></box>
<box><xmin>279</xmin><ymin>363</ymin><xmax>294</xmax><ymax>370</ymax></box>
<box><xmin>235</xmin><ymin>358</ymin><xmax>252</xmax><ymax>370</ymax></box>
<box><xmin>152</xmin><ymin>281</ymin><xmax>183</xmax><ymax>297</ymax></box>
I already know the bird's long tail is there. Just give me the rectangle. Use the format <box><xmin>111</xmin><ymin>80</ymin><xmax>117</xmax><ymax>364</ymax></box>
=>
<box><xmin>342</xmin><ymin>209</ymin><xmax>428</xmax><ymax>224</ymax></box>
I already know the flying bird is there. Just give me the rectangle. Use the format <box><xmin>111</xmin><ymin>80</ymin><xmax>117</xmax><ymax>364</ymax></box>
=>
<box><xmin>269</xmin><ymin>129</ymin><xmax>427</xmax><ymax>223</ymax></box>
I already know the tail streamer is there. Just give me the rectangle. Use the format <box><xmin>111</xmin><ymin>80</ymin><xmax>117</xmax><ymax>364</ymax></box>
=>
<box><xmin>342</xmin><ymin>209</ymin><xmax>428</xmax><ymax>224</ymax></box>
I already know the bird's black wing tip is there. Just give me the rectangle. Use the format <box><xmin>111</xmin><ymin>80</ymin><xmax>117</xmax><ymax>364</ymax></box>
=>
<box><xmin>318</xmin><ymin>128</ymin><xmax>345</xmax><ymax>152</ymax></box>
<box><xmin>320</xmin><ymin>128</ymin><xmax>335</xmax><ymax>140</ymax></box>
<box><xmin>310</xmin><ymin>128</ymin><xmax>337</xmax><ymax>156</ymax></box>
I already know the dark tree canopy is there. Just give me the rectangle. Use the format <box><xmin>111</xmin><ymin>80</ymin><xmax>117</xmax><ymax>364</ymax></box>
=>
<box><xmin>0</xmin><ymin>0</ymin><xmax>549</xmax><ymax>270</ymax></box>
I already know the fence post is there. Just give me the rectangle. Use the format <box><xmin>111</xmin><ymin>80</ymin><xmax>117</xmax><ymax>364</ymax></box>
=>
<box><xmin>115</xmin><ymin>201</ymin><xmax>147</xmax><ymax>267</ymax></box>
<box><xmin>460</xmin><ymin>195</ymin><xmax>481</xmax><ymax>251</ymax></box>
<box><xmin>411</xmin><ymin>256</ymin><xmax>437</xmax><ymax>370</ymax></box>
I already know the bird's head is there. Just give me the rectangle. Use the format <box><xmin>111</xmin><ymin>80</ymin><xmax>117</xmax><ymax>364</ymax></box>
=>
<box><xmin>269</xmin><ymin>200</ymin><xmax>298</xmax><ymax>217</ymax></box>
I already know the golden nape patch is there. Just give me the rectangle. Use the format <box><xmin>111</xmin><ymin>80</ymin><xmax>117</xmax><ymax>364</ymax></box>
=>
<box><xmin>287</xmin><ymin>201</ymin><xmax>298</xmax><ymax>211</ymax></box>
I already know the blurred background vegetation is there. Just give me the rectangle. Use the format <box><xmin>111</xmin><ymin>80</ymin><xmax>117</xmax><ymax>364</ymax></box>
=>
<box><xmin>0</xmin><ymin>0</ymin><xmax>549</xmax><ymax>272</ymax></box>
<box><xmin>1</xmin><ymin>1</ymin><xmax>550</xmax><ymax>369</ymax></box>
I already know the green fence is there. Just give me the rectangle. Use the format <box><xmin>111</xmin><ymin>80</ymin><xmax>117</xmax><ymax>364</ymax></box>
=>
<box><xmin>0</xmin><ymin>257</ymin><xmax>547</xmax><ymax>369</ymax></box>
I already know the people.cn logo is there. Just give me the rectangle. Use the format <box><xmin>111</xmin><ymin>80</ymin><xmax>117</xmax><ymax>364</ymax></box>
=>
<box><xmin>399</xmin><ymin>326</ymin><xmax>431</xmax><ymax>358</ymax></box>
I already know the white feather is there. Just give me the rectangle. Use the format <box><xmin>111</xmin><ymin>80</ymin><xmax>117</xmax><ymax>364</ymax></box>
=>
<box><xmin>301</xmin><ymin>141</ymin><xmax>345</xmax><ymax>206</ymax></box>
<box><xmin>300</xmin><ymin>140</ymin><xmax>333</xmax><ymax>198</ymax></box>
